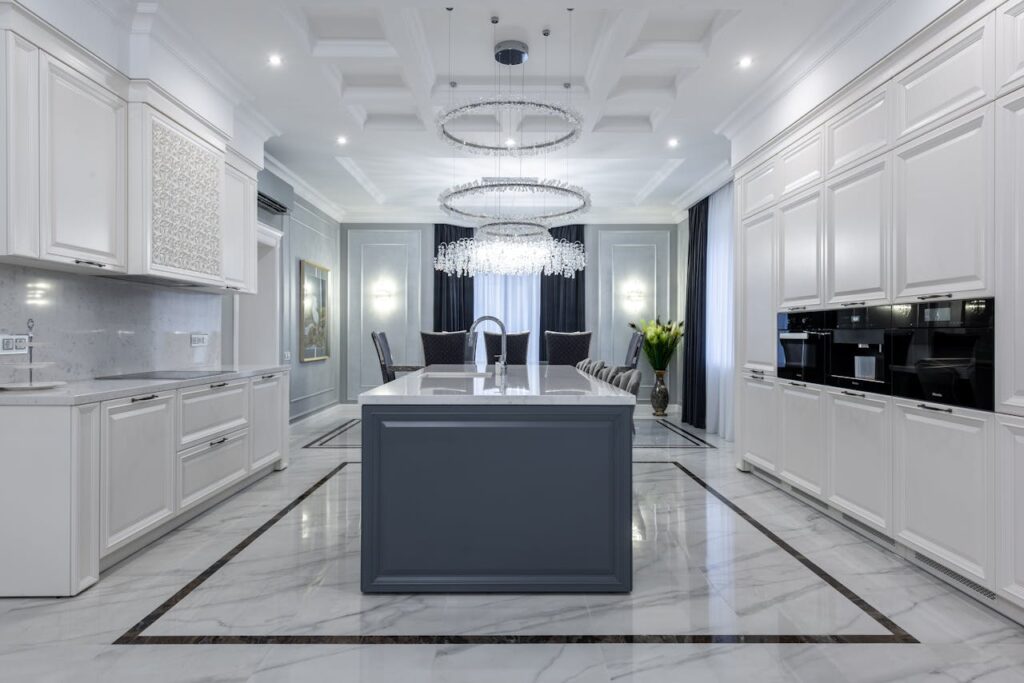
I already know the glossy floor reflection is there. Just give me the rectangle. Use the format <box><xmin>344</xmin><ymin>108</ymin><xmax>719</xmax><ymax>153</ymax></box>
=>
<box><xmin>1</xmin><ymin>404</ymin><xmax>1023</xmax><ymax>682</ymax></box>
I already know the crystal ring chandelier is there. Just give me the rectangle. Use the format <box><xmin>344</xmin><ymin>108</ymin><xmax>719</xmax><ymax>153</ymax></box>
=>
<box><xmin>436</xmin><ymin>99</ymin><xmax>583</xmax><ymax>157</ymax></box>
<box><xmin>439</xmin><ymin>178</ymin><xmax>591</xmax><ymax>226</ymax></box>
<box><xmin>477</xmin><ymin>220</ymin><xmax>550</xmax><ymax>239</ymax></box>
<box><xmin>435</xmin><ymin>231</ymin><xmax>586</xmax><ymax>278</ymax></box>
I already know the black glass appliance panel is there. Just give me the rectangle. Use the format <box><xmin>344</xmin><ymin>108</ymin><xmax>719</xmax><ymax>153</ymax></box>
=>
<box><xmin>777</xmin><ymin>311</ymin><xmax>828</xmax><ymax>383</ymax></box>
<box><xmin>889</xmin><ymin>299</ymin><xmax>994</xmax><ymax>410</ymax></box>
<box><xmin>825</xmin><ymin>305</ymin><xmax>893</xmax><ymax>392</ymax></box>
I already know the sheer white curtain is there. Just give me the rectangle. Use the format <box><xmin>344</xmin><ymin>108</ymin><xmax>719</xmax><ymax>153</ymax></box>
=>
<box><xmin>705</xmin><ymin>182</ymin><xmax>735</xmax><ymax>440</ymax></box>
<box><xmin>473</xmin><ymin>273</ymin><xmax>541</xmax><ymax>364</ymax></box>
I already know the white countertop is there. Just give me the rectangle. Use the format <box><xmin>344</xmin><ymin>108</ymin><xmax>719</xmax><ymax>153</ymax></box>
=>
<box><xmin>358</xmin><ymin>364</ymin><xmax>637</xmax><ymax>406</ymax></box>
<box><xmin>0</xmin><ymin>365</ymin><xmax>290</xmax><ymax>406</ymax></box>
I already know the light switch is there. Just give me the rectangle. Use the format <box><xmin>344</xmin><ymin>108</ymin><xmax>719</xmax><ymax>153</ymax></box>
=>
<box><xmin>190</xmin><ymin>333</ymin><xmax>209</xmax><ymax>347</ymax></box>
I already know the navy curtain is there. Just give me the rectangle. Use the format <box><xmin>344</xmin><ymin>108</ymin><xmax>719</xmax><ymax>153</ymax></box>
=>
<box><xmin>539</xmin><ymin>225</ymin><xmax>586</xmax><ymax>361</ymax></box>
<box><xmin>433</xmin><ymin>224</ymin><xmax>474</xmax><ymax>332</ymax></box>
<box><xmin>681</xmin><ymin>199</ymin><xmax>708</xmax><ymax>428</ymax></box>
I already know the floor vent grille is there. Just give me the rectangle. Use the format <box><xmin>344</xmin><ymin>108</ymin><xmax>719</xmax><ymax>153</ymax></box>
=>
<box><xmin>914</xmin><ymin>553</ymin><xmax>996</xmax><ymax>600</ymax></box>
<box><xmin>753</xmin><ymin>468</ymin><xmax>781</xmax><ymax>485</ymax></box>
<box><xmin>840</xmin><ymin>514</ymin><xmax>895</xmax><ymax>545</ymax></box>
<box><xmin>788</xmin><ymin>485</ymin><xmax>827</xmax><ymax>510</ymax></box>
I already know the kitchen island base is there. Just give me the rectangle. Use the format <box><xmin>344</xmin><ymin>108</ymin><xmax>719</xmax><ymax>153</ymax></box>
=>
<box><xmin>360</xmin><ymin>403</ymin><xmax>633</xmax><ymax>593</ymax></box>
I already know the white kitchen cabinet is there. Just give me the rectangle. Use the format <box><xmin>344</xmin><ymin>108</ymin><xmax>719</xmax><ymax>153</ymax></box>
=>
<box><xmin>251</xmin><ymin>372</ymin><xmax>286</xmax><ymax>470</ymax></box>
<box><xmin>893</xmin><ymin>105</ymin><xmax>994</xmax><ymax>302</ymax></box>
<box><xmin>996</xmin><ymin>90</ymin><xmax>1024</xmax><ymax>417</ymax></box>
<box><xmin>825</xmin><ymin>85</ymin><xmax>890</xmax><ymax>176</ymax></box>
<box><xmin>741</xmin><ymin>211</ymin><xmax>777</xmax><ymax>373</ymax></box>
<box><xmin>997</xmin><ymin>0</ymin><xmax>1024</xmax><ymax>94</ymax></box>
<box><xmin>892</xmin><ymin>15</ymin><xmax>995</xmax><ymax>141</ymax></box>
<box><xmin>128</xmin><ymin>103</ymin><xmax>225</xmax><ymax>286</ymax></box>
<box><xmin>740</xmin><ymin>374</ymin><xmax>778</xmax><ymax>473</ymax></box>
<box><xmin>824</xmin><ymin>156</ymin><xmax>891</xmax><ymax>305</ymax></box>
<box><xmin>996</xmin><ymin>415</ymin><xmax>1024</xmax><ymax>608</ymax></box>
<box><xmin>177</xmin><ymin>379</ymin><xmax>249</xmax><ymax>450</ymax></box>
<box><xmin>825</xmin><ymin>389</ymin><xmax>892</xmax><ymax>534</ymax></box>
<box><xmin>100</xmin><ymin>392</ymin><xmax>176</xmax><ymax>555</ymax></box>
<box><xmin>778</xmin><ymin>128</ymin><xmax>823</xmax><ymax>198</ymax></box>
<box><xmin>778</xmin><ymin>380</ymin><xmax>826</xmax><ymax>498</ymax></box>
<box><xmin>777</xmin><ymin>187</ymin><xmax>823</xmax><ymax>310</ymax></box>
<box><xmin>893</xmin><ymin>399</ymin><xmax>995</xmax><ymax>586</ymax></box>
<box><xmin>740</xmin><ymin>160</ymin><xmax>777</xmax><ymax>218</ymax></box>
<box><xmin>0</xmin><ymin>30</ymin><xmax>39</xmax><ymax>259</ymax></box>
<box><xmin>178</xmin><ymin>429</ymin><xmax>249</xmax><ymax>513</ymax></box>
<box><xmin>222</xmin><ymin>162</ymin><xmax>257</xmax><ymax>293</ymax></box>
<box><xmin>39</xmin><ymin>52</ymin><xmax>126</xmax><ymax>272</ymax></box>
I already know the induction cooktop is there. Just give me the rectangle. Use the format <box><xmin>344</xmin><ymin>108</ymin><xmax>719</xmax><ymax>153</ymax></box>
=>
<box><xmin>95</xmin><ymin>370</ymin><xmax>235</xmax><ymax>380</ymax></box>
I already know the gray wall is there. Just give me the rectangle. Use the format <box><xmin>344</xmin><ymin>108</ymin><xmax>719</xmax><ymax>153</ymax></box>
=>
<box><xmin>0</xmin><ymin>262</ymin><xmax>222</xmax><ymax>382</ymax></box>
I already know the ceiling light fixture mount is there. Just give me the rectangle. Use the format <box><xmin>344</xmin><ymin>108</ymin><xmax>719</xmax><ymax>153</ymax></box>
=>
<box><xmin>267</xmin><ymin>53</ymin><xmax>283</xmax><ymax>67</ymax></box>
<box><xmin>738</xmin><ymin>55</ymin><xmax>753</xmax><ymax>69</ymax></box>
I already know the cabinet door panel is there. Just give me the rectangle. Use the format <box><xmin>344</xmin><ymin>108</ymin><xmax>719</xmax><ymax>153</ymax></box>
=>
<box><xmin>39</xmin><ymin>54</ymin><xmax>127</xmax><ymax>271</ymax></box>
<box><xmin>251</xmin><ymin>374</ymin><xmax>285</xmax><ymax>470</ymax></box>
<box><xmin>825</xmin><ymin>157</ymin><xmax>890</xmax><ymax>305</ymax></box>
<box><xmin>222</xmin><ymin>164</ymin><xmax>256</xmax><ymax>293</ymax></box>
<box><xmin>997</xmin><ymin>0</ymin><xmax>1024</xmax><ymax>94</ymax></box>
<box><xmin>742</xmin><ymin>212</ymin><xmax>776</xmax><ymax>373</ymax></box>
<box><xmin>997</xmin><ymin>416</ymin><xmax>1024</xmax><ymax>607</ymax></box>
<box><xmin>740</xmin><ymin>162</ymin><xmax>777</xmax><ymax>218</ymax></box>
<box><xmin>178</xmin><ymin>430</ymin><xmax>249</xmax><ymax>512</ymax></box>
<box><xmin>101</xmin><ymin>393</ymin><xmax>176</xmax><ymax>554</ymax></box>
<box><xmin>178</xmin><ymin>380</ymin><xmax>249</xmax><ymax>450</ymax></box>
<box><xmin>778</xmin><ymin>188</ymin><xmax>823</xmax><ymax>310</ymax></box>
<box><xmin>996</xmin><ymin>91</ymin><xmax>1024</xmax><ymax>416</ymax></box>
<box><xmin>779</xmin><ymin>129</ymin><xmax>823</xmax><ymax>197</ymax></box>
<box><xmin>893</xmin><ymin>106</ymin><xmax>993</xmax><ymax>301</ymax></box>
<box><xmin>740</xmin><ymin>375</ymin><xmax>777</xmax><ymax>473</ymax></box>
<box><xmin>1</xmin><ymin>32</ymin><xmax>40</xmax><ymax>257</ymax></box>
<box><xmin>779</xmin><ymin>382</ymin><xmax>825</xmax><ymax>497</ymax></box>
<box><xmin>893</xmin><ymin>401</ymin><xmax>994</xmax><ymax>585</ymax></box>
<box><xmin>826</xmin><ymin>390</ymin><xmax>892</xmax><ymax>534</ymax></box>
<box><xmin>893</xmin><ymin>16</ymin><xmax>995</xmax><ymax>141</ymax></box>
<box><xmin>826</xmin><ymin>86</ymin><xmax>890</xmax><ymax>175</ymax></box>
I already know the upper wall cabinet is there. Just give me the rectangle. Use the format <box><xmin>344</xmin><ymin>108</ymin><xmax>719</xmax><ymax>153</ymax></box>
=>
<box><xmin>39</xmin><ymin>53</ymin><xmax>126</xmax><ymax>272</ymax></box>
<box><xmin>997</xmin><ymin>0</ymin><xmax>1024</xmax><ymax>94</ymax></box>
<box><xmin>777</xmin><ymin>187</ymin><xmax>823</xmax><ymax>310</ymax></box>
<box><xmin>740</xmin><ymin>211</ymin><xmax>777</xmax><ymax>373</ymax></box>
<box><xmin>222</xmin><ymin>162</ymin><xmax>257</xmax><ymax>294</ymax></box>
<box><xmin>825</xmin><ymin>156</ymin><xmax>891</xmax><ymax>305</ymax></box>
<box><xmin>128</xmin><ymin>103</ymin><xmax>225</xmax><ymax>286</ymax></box>
<box><xmin>777</xmin><ymin>128</ymin><xmax>824</xmax><ymax>198</ymax></box>
<box><xmin>892</xmin><ymin>105</ymin><xmax>994</xmax><ymax>302</ymax></box>
<box><xmin>0</xmin><ymin>31</ymin><xmax>40</xmax><ymax>259</ymax></box>
<box><xmin>740</xmin><ymin>160</ymin><xmax>777</xmax><ymax>218</ymax></box>
<box><xmin>996</xmin><ymin>90</ymin><xmax>1024</xmax><ymax>417</ymax></box>
<box><xmin>825</xmin><ymin>85</ymin><xmax>890</xmax><ymax>176</ymax></box>
<box><xmin>892</xmin><ymin>15</ymin><xmax>995</xmax><ymax>142</ymax></box>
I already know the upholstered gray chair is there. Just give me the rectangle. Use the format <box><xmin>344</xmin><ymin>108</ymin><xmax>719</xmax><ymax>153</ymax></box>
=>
<box><xmin>587</xmin><ymin>360</ymin><xmax>606</xmax><ymax>376</ymax></box>
<box><xmin>371</xmin><ymin>331</ymin><xmax>423</xmax><ymax>384</ymax></box>
<box><xmin>484</xmin><ymin>331</ymin><xmax>530</xmax><ymax>365</ymax></box>
<box><xmin>421</xmin><ymin>331</ymin><xmax>469</xmax><ymax>366</ymax></box>
<box><xmin>620</xmin><ymin>331</ymin><xmax>644</xmax><ymax>371</ymax></box>
<box><xmin>576</xmin><ymin>358</ymin><xmax>591</xmax><ymax>371</ymax></box>
<box><xmin>545</xmin><ymin>331</ymin><xmax>592</xmax><ymax>366</ymax></box>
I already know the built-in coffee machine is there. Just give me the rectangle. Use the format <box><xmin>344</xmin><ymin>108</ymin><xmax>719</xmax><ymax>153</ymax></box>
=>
<box><xmin>777</xmin><ymin>311</ymin><xmax>829</xmax><ymax>384</ymax></box>
<box><xmin>825</xmin><ymin>305</ymin><xmax>893</xmax><ymax>393</ymax></box>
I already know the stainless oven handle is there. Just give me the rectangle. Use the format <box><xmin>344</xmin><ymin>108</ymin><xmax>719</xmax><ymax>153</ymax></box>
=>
<box><xmin>917</xmin><ymin>403</ymin><xmax>954</xmax><ymax>414</ymax></box>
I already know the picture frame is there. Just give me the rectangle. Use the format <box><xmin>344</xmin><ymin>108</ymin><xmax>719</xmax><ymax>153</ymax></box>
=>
<box><xmin>299</xmin><ymin>260</ymin><xmax>330</xmax><ymax>362</ymax></box>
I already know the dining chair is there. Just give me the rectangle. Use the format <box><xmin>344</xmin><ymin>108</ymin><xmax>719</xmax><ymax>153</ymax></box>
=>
<box><xmin>587</xmin><ymin>360</ymin><xmax>606</xmax><ymax>376</ymax></box>
<box><xmin>545</xmin><ymin>331</ymin><xmax>592</xmax><ymax>366</ymax></box>
<box><xmin>622</xmin><ymin>330</ymin><xmax>644</xmax><ymax>371</ymax></box>
<box><xmin>421</xmin><ymin>331</ymin><xmax>470</xmax><ymax>365</ymax></box>
<box><xmin>484</xmin><ymin>331</ymin><xmax>530</xmax><ymax>365</ymax></box>
<box><xmin>371</xmin><ymin>331</ymin><xmax>423</xmax><ymax>384</ymax></box>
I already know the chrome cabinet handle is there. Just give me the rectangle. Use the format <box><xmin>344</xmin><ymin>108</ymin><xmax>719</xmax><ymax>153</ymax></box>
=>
<box><xmin>787</xmin><ymin>381</ymin><xmax>807</xmax><ymax>387</ymax></box>
<box><xmin>226</xmin><ymin>286</ymin><xmax>241</xmax><ymax>291</ymax></box>
<box><xmin>787</xmin><ymin>306</ymin><xmax>807</xmax><ymax>311</ymax></box>
<box><xmin>750</xmin><ymin>369</ymin><xmax>765</xmax><ymax>375</ymax></box>
<box><xmin>261</xmin><ymin>374</ymin><xmax>276</xmax><ymax>380</ymax></box>
<box><xmin>840</xmin><ymin>301</ymin><xmax>866</xmax><ymax>307</ymax></box>
<box><xmin>841</xmin><ymin>390</ymin><xmax>865</xmax><ymax>398</ymax></box>
<box><xmin>916</xmin><ymin>294</ymin><xmax>953</xmax><ymax>300</ymax></box>
<box><xmin>210</xmin><ymin>382</ymin><xmax>228</xmax><ymax>389</ymax></box>
<box><xmin>209</xmin><ymin>437</ymin><xmax>228</xmax><ymax>447</ymax></box>
<box><xmin>917</xmin><ymin>403</ymin><xmax>953</xmax><ymax>413</ymax></box>
<box><xmin>131</xmin><ymin>394</ymin><xmax>158</xmax><ymax>403</ymax></box>
<box><xmin>74</xmin><ymin>259</ymin><xmax>107</xmax><ymax>269</ymax></box>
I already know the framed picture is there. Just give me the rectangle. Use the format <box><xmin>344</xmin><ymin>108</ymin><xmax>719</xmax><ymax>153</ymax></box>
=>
<box><xmin>299</xmin><ymin>260</ymin><xmax>330</xmax><ymax>362</ymax></box>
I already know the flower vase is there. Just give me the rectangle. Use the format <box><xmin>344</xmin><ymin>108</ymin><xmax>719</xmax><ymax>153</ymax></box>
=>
<box><xmin>650</xmin><ymin>370</ymin><xmax>669</xmax><ymax>417</ymax></box>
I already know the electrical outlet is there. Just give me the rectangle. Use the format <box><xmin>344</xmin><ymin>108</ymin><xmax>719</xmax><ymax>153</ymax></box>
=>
<box><xmin>0</xmin><ymin>334</ymin><xmax>29</xmax><ymax>355</ymax></box>
<box><xmin>283</xmin><ymin>350</ymin><xmax>292</xmax><ymax>362</ymax></box>
<box><xmin>190</xmin><ymin>333</ymin><xmax>209</xmax><ymax>347</ymax></box>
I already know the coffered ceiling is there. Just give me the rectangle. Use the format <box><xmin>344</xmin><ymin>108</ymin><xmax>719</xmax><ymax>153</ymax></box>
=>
<box><xmin>139</xmin><ymin>0</ymin><xmax>851</xmax><ymax>223</ymax></box>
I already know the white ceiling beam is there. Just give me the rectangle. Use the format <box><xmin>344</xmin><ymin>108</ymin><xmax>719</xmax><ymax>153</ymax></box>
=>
<box><xmin>377</xmin><ymin>8</ymin><xmax>437</xmax><ymax>135</ymax></box>
<box><xmin>582</xmin><ymin>9</ymin><xmax>650</xmax><ymax>133</ymax></box>
<box><xmin>311</xmin><ymin>39</ymin><xmax>398</xmax><ymax>59</ymax></box>
<box><xmin>340</xmin><ymin>85</ymin><xmax>416</xmax><ymax>104</ymax></box>
<box><xmin>627</xmin><ymin>41</ymin><xmax>707</xmax><ymax>65</ymax></box>
<box><xmin>337</xmin><ymin>157</ymin><xmax>387</xmax><ymax>204</ymax></box>
<box><xmin>634</xmin><ymin>158</ymin><xmax>685</xmax><ymax>205</ymax></box>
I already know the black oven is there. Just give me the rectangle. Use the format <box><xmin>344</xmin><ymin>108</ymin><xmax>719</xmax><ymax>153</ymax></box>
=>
<box><xmin>777</xmin><ymin>311</ymin><xmax>828</xmax><ymax>383</ymax></box>
<box><xmin>889</xmin><ymin>298</ymin><xmax>994</xmax><ymax>410</ymax></box>
<box><xmin>825</xmin><ymin>305</ymin><xmax>892</xmax><ymax>392</ymax></box>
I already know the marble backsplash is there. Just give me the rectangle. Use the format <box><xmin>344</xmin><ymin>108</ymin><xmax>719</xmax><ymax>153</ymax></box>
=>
<box><xmin>0</xmin><ymin>263</ymin><xmax>223</xmax><ymax>383</ymax></box>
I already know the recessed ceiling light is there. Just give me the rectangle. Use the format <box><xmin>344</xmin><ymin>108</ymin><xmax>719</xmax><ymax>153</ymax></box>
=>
<box><xmin>738</xmin><ymin>55</ymin><xmax>753</xmax><ymax>69</ymax></box>
<box><xmin>268</xmin><ymin>53</ymin><xmax>283</xmax><ymax>67</ymax></box>
<box><xmin>667</xmin><ymin>138</ymin><xmax>679</xmax><ymax>148</ymax></box>
<box><xmin>504</xmin><ymin>137</ymin><xmax>517</xmax><ymax>147</ymax></box>
<box><xmin>336</xmin><ymin>135</ymin><xmax>348</xmax><ymax>145</ymax></box>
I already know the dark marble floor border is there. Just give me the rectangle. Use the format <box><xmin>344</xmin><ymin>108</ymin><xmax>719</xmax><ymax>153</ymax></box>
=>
<box><xmin>655</xmin><ymin>421</ymin><xmax>717</xmax><ymax>448</ymax></box>
<box><xmin>303</xmin><ymin>419</ymin><xmax>361</xmax><ymax>449</ymax></box>
<box><xmin>114</xmin><ymin>459</ymin><xmax>917</xmax><ymax>646</ymax></box>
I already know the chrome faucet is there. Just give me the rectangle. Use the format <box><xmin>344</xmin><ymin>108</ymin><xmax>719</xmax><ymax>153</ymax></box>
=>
<box><xmin>469</xmin><ymin>315</ymin><xmax>507</xmax><ymax>378</ymax></box>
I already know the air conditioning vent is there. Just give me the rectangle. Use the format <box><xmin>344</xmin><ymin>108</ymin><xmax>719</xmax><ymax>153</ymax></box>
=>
<box><xmin>257</xmin><ymin>191</ymin><xmax>289</xmax><ymax>215</ymax></box>
<box><xmin>913</xmin><ymin>553</ymin><xmax>996</xmax><ymax>600</ymax></box>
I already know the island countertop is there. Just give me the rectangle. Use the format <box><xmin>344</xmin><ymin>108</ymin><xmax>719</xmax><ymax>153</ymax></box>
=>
<box><xmin>358</xmin><ymin>364</ymin><xmax>636</xmax><ymax>406</ymax></box>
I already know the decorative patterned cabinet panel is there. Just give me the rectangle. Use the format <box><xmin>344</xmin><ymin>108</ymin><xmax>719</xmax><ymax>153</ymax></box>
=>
<box><xmin>739</xmin><ymin>374</ymin><xmax>778</xmax><ymax>473</ymax></box>
<box><xmin>222</xmin><ymin>162</ymin><xmax>257</xmax><ymax>293</ymax></box>
<box><xmin>997</xmin><ymin>415</ymin><xmax>1024</xmax><ymax>609</ymax></box>
<box><xmin>997</xmin><ymin>0</ymin><xmax>1024</xmax><ymax>94</ymax></box>
<box><xmin>892</xmin><ymin>15</ymin><xmax>995</xmax><ymax>142</ymax></box>
<box><xmin>893</xmin><ymin>399</ymin><xmax>995</xmax><ymax>587</ymax></box>
<box><xmin>892</xmin><ymin>105</ymin><xmax>994</xmax><ymax>302</ymax></box>
<box><xmin>825</xmin><ymin>389</ymin><xmax>892</xmax><ymax>535</ymax></box>
<box><xmin>778</xmin><ymin>381</ymin><xmax>826</xmax><ymax>498</ymax></box>
<box><xmin>824</xmin><ymin>156</ymin><xmax>891</xmax><ymax>305</ymax></box>
<box><xmin>39</xmin><ymin>52</ymin><xmax>126</xmax><ymax>272</ymax></box>
<box><xmin>0</xmin><ymin>31</ymin><xmax>40</xmax><ymax>258</ymax></box>
<box><xmin>996</xmin><ymin>90</ymin><xmax>1024</xmax><ymax>417</ymax></box>
<box><xmin>825</xmin><ymin>85</ymin><xmax>890</xmax><ymax>176</ymax></box>
<box><xmin>740</xmin><ymin>160</ymin><xmax>777</xmax><ymax>218</ymax></box>
<box><xmin>129</xmin><ymin>103</ymin><xmax>225</xmax><ymax>286</ymax></box>
<box><xmin>777</xmin><ymin>187</ymin><xmax>824</xmax><ymax>310</ymax></box>
<box><xmin>250</xmin><ymin>372</ymin><xmax>286</xmax><ymax>470</ymax></box>
<box><xmin>778</xmin><ymin>128</ymin><xmax>824</xmax><ymax>198</ymax></box>
<box><xmin>100</xmin><ymin>392</ymin><xmax>176</xmax><ymax>555</ymax></box>
<box><xmin>740</xmin><ymin>211</ymin><xmax>777</xmax><ymax>373</ymax></box>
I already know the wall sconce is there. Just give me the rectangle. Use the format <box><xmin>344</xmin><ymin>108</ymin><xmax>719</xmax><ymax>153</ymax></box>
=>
<box><xmin>623</xmin><ymin>281</ymin><xmax>646</xmax><ymax>314</ymax></box>
<box><xmin>371</xmin><ymin>280</ymin><xmax>396</xmax><ymax>314</ymax></box>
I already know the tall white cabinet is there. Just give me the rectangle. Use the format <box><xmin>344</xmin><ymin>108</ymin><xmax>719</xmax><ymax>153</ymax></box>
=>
<box><xmin>740</xmin><ymin>212</ymin><xmax>776</xmax><ymax>373</ymax></box>
<box><xmin>996</xmin><ymin>89</ymin><xmax>1024</xmax><ymax>417</ymax></box>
